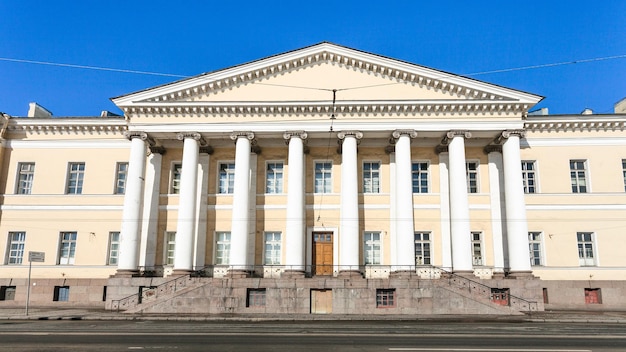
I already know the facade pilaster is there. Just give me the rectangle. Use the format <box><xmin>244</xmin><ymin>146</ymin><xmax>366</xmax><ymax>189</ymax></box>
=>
<box><xmin>501</xmin><ymin>130</ymin><xmax>533</xmax><ymax>274</ymax></box>
<box><xmin>283</xmin><ymin>131</ymin><xmax>307</xmax><ymax>275</ymax></box>
<box><xmin>392</xmin><ymin>130</ymin><xmax>418</xmax><ymax>271</ymax></box>
<box><xmin>172</xmin><ymin>132</ymin><xmax>202</xmax><ymax>275</ymax></box>
<box><xmin>117</xmin><ymin>131</ymin><xmax>148</xmax><ymax>276</ymax></box>
<box><xmin>445</xmin><ymin>130</ymin><xmax>473</xmax><ymax>273</ymax></box>
<box><xmin>230</xmin><ymin>132</ymin><xmax>255</xmax><ymax>274</ymax></box>
<box><xmin>338</xmin><ymin>131</ymin><xmax>362</xmax><ymax>274</ymax></box>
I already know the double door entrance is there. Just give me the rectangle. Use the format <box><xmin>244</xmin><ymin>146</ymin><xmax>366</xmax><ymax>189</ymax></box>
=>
<box><xmin>312</xmin><ymin>231</ymin><xmax>333</xmax><ymax>276</ymax></box>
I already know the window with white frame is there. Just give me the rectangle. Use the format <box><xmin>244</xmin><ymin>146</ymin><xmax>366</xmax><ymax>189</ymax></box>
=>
<box><xmin>521</xmin><ymin>161</ymin><xmax>537</xmax><ymax>194</ymax></box>
<box><xmin>6</xmin><ymin>232</ymin><xmax>26</xmax><ymax>265</ymax></box>
<box><xmin>528</xmin><ymin>232</ymin><xmax>543</xmax><ymax>266</ymax></box>
<box><xmin>622</xmin><ymin>159</ymin><xmax>626</xmax><ymax>192</ymax></box>
<box><xmin>171</xmin><ymin>163</ymin><xmax>182</xmax><ymax>194</ymax></box>
<box><xmin>165</xmin><ymin>232</ymin><xmax>176</xmax><ymax>265</ymax></box>
<box><xmin>263</xmin><ymin>232</ymin><xmax>281</xmax><ymax>265</ymax></box>
<box><xmin>66</xmin><ymin>162</ymin><xmax>85</xmax><ymax>194</ymax></box>
<box><xmin>107</xmin><ymin>232</ymin><xmax>120</xmax><ymax>265</ymax></box>
<box><xmin>570</xmin><ymin>160</ymin><xmax>588</xmax><ymax>193</ymax></box>
<box><xmin>363</xmin><ymin>162</ymin><xmax>381</xmax><ymax>193</ymax></box>
<box><xmin>218</xmin><ymin>163</ymin><xmax>235</xmax><ymax>194</ymax></box>
<box><xmin>314</xmin><ymin>161</ymin><xmax>332</xmax><ymax>193</ymax></box>
<box><xmin>16</xmin><ymin>162</ymin><xmax>35</xmax><ymax>194</ymax></box>
<box><xmin>577</xmin><ymin>232</ymin><xmax>596</xmax><ymax>266</ymax></box>
<box><xmin>58</xmin><ymin>232</ymin><xmax>77</xmax><ymax>265</ymax></box>
<box><xmin>466</xmin><ymin>161</ymin><xmax>479</xmax><ymax>193</ymax></box>
<box><xmin>115</xmin><ymin>162</ymin><xmax>128</xmax><ymax>195</ymax></box>
<box><xmin>363</xmin><ymin>231</ymin><xmax>381</xmax><ymax>265</ymax></box>
<box><xmin>411</xmin><ymin>162</ymin><xmax>429</xmax><ymax>193</ymax></box>
<box><xmin>414</xmin><ymin>232</ymin><xmax>431</xmax><ymax>265</ymax></box>
<box><xmin>265</xmin><ymin>162</ymin><xmax>284</xmax><ymax>194</ymax></box>
<box><xmin>215</xmin><ymin>232</ymin><xmax>231</xmax><ymax>265</ymax></box>
<box><xmin>471</xmin><ymin>232</ymin><xmax>483</xmax><ymax>266</ymax></box>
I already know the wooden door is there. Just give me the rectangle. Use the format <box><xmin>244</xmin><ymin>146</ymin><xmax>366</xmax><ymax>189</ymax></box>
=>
<box><xmin>311</xmin><ymin>289</ymin><xmax>332</xmax><ymax>314</ymax></box>
<box><xmin>312</xmin><ymin>232</ymin><xmax>333</xmax><ymax>276</ymax></box>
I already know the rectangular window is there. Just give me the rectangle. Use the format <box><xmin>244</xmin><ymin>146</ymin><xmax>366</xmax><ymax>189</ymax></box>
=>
<box><xmin>53</xmin><ymin>286</ymin><xmax>70</xmax><ymax>302</ymax></box>
<box><xmin>466</xmin><ymin>161</ymin><xmax>479</xmax><ymax>193</ymax></box>
<box><xmin>107</xmin><ymin>232</ymin><xmax>120</xmax><ymax>265</ymax></box>
<box><xmin>471</xmin><ymin>232</ymin><xmax>483</xmax><ymax>266</ymax></box>
<box><xmin>171</xmin><ymin>163</ymin><xmax>182</xmax><ymax>194</ymax></box>
<box><xmin>165</xmin><ymin>232</ymin><xmax>176</xmax><ymax>265</ymax></box>
<box><xmin>577</xmin><ymin>232</ymin><xmax>595</xmax><ymax>266</ymax></box>
<box><xmin>363</xmin><ymin>231</ymin><xmax>381</xmax><ymax>265</ymax></box>
<box><xmin>115</xmin><ymin>162</ymin><xmax>128</xmax><ymax>194</ymax></box>
<box><xmin>414</xmin><ymin>232</ymin><xmax>431</xmax><ymax>265</ymax></box>
<box><xmin>0</xmin><ymin>286</ymin><xmax>17</xmax><ymax>301</ymax></box>
<box><xmin>622</xmin><ymin>160</ymin><xmax>626</xmax><ymax>192</ymax></box>
<box><xmin>16</xmin><ymin>162</ymin><xmax>35</xmax><ymax>194</ymax></box>
<box><xmin>6</xmin><ymin>231</ymin><xmax>26</xmax><ymax>265</ymax></box>
<box><xmin>246</xmin><ymin>288</ymin><xmax>267</xmax><ymax>307</ymax></box>
<box><xmin>363</xmin><ymin>162</ymin><xmax>381</xmax><ymax>193</ymax></box>
<box><xmin>265</xmin><ymin>162</ymin><xmax>284</xmax><ymax>194</ymax></box>
<box><xmin>528</xmin><ymin>232</ymin><xmax>543</xmax><ymax>266</ymax></box>
<box><xmin>570</xmin><ymin>160</ymin><xmax>588</xmax><ymax>193</ymax></box>
<box><xmin>314</xmin><ymin>161</ymin><xmax>332</xmax><ymax>193</ymax></box>
<box><xmin>66</xmin><ymin>162</ymin><xmax>85</xmax><ymax>194</ymax></box>
<box><xmin>215</xmin><ymin>232</ymin><xmax>231</xmax><ymax>265</ymax></box>
<box><xmin>218</xmin><ymin>163</ymin><xmax>236</xmax><ymax>194</ymax></box>
<box><xmin>584</xmin><ymin>288</ymin><xmax>602</xmax><ymax>304</ymax></box>
<box><xmin>376</xmin><ymin>288</ymin><xmax>396</xmax><ymax>308</ymax></box>
<box><xmin>411</xmin><ymin>162</ymin><xmax>429</xmax><ymax>193</ymax></box>
<box><xmin>264</xmin><ymin>232</ymin><xmax>281</xmax><ymax>265</ymax></box>
<box><xmin>521</xmin><ymin>161</ymin><xmax>537</xmax><ymax>194</ymax></box>
<box><xmin>58</xmin><ymin>232</ymin><xmax>77</xmax><ymax>265</ymax></box>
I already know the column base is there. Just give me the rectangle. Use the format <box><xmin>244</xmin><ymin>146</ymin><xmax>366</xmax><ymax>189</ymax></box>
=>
<box><xmin>170</xmin><ymin>269</ymin><xmax>193</xmax><ymax>277</ymax></box>
<box><xmin>492</xmin><ymin>271</ymin><xmax>506</xmax><ymax>279</ymax></box>
<box><xmin>506</xmin><ymin>271</ymin><xmax>536</xmax><ymax>279</ymax></box>
<box><xmin>112</xmin><ymin>269</ymin><xmax>139</xmax><ymax>278</ymax></box>
<box><xmin>337</xmin><ymin>270</ymin><xmax>362</xmax><ymax>278</ymax></box>
<box><xmin>281</xmin><ymin>270</ymin><xmax>306</xmax><ymax>278</ymax></box>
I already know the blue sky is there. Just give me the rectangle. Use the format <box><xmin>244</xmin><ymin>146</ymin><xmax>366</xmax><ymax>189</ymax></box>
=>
<box><xmin>1</xmin><ymin>1</ymin><xmax>625</xmax><ymax>117</ymax></box>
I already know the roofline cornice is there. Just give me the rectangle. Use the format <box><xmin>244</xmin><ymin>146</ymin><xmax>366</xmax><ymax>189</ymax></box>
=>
<box><xmin>5</xmin><ymin>118</ymin><xmax>128</xmax><ymax>134</ymax></box>
<box><xmin>525</xmin><ymin>117</ymin><xmax>626</xmax><ymax>132</ymax></box>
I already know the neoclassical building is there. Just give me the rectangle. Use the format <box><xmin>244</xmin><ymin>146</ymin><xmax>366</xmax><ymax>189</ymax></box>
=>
<box><xmin>1</xmin><ymin>43</ymin><xmax>625</xmax><ymax>314</ymax></box>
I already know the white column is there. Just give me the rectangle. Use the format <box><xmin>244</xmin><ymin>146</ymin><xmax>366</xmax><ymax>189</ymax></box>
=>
<box><xmin>437</xmin><ymin>151</ymin><xmax>452</xmax><ymax>271</ymax></box>
<box><xmin>393</xmin><ymin>130</ymin><xmax>418</xmax><ymax>271</ymax></box>
<box><xmin>230</xmin><ymin>132</ymin><xmax>254</xmax><ymax>272</ymax></box>
<box><xmin>139</xmin><ymin>147</ymin><xmax>164</xmax><ymax>270</ymax></box>
<box><xmin>338</xmin><ymin>131</ymin><xmax>362</xmax><ymax>273</ymax></box>
<box><xmin>447</xmin><ymin>131</ymin><xmax>473</xmax><ymax>273</ymax></box>
<box><xmin>193</xmin><ymin>148</ymin><xmax>211</xmax><ymax>269</ymax></box>
<box><xmin>117</xmin><ymin>132</ymin><xmax>148</xmax><ymax>275</ymax></box>
<box><xmin>173</xmin><ymin>132</ymin><xmax>201</xmax><ymax>274</ymax></box>
<box><xmin>487</xmin><ymin>147</ymin><xmax>506</xmax><ymax>276</ymax></box>
<box><xmin>501</xmin><ymin>130</ymin><xmax>532</xmax><ymax>274</ymax></box>
<box><xmin>284</xmin><ymin>131</ymin><xmax>307</xmax><ymax>273</ymax></box>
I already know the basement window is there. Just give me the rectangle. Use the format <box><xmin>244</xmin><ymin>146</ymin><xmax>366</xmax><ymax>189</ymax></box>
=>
<box><xmin>247</xmin><ymin>288</ymin><xmax>266</xmax><ymax>307</ymax></box>
<box><xmin>53</xmin><ymin>286</ymin><xmax>70</xmax><ymax>302</ymax></box>
<box><xmin>584</xmin><ymin>288</ymin><xmax>602</xmax><ymax>304</ymax></box>
<box><xmin>0</xmin><ymin>286</ymin><xmax>16</xmax><ymax>301</ymax></box>
<box><xmin>376</xmin><ymin>288</ymin><xmax>396</xmax><ymax>308</ymax></box>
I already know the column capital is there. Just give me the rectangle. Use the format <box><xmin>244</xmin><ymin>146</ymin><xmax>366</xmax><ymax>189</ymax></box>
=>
<box><xmin>392</xmin><ymin>129</ymin><xmax>418</xmax><ymax>139</ymax></box>
<box><xmin>149</xmin><ymin>145</ymin><xmax>166</xmax><ymax>155</ymax></box>
<box><xmin>177</xmin><ymin>132</ymin><xmax>206</xmax><ymax>146</ymax></box>
<box><xmin>283</xmin><ymin>130</ymin><xmax>308</xmax><ymax>142</ymax></box>
<box><xmin>337</xmin><ymin>131</ymin><xmax>363</xmax><ymax>140</ymax></box>
<box><xmin>124</xmin><ymin>131</ymin><xmax>156</xmax><ymax>146</ymax></box>
<box><xmin>230</xmin><ymin>131</ymin><xmax>255</xmax><ymax>141</ymax></box>
<box><xmin>501</xmin><ymin>129</ymin><xmax>526</xmax><ymax>139</ymax></box>
<box><xmin>483</xmin><ymin>145</ymin><xmax>502</xmax><ymax>154</ymax></box>
<box><xmin>445</xmin><ymin>130</ymin><xmax>472</xmax><ymax>140</ymax></box>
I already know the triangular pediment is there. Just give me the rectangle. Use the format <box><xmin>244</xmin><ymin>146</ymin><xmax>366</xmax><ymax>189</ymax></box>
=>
<box><xmin>113</xmin><ymin>42</ymin><xmax>542</xmax><ymax>115</ymax></box>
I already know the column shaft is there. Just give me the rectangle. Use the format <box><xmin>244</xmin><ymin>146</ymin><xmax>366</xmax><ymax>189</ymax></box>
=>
<box><xmin>395</xmin><ymin>133</ymin><xmax>415</xmax><ymax>271</ymax></box>
<box><xmin>230</xmin><ymin>135</ymin><xmax>252</xmax><ymax>271</ymax></box>
<box><xmin>448</xmin><ymin>133</ymin><xmax>473</xmax><ymax>272</ymax></box>
<box><xmin>284</xmin><ymin>132</ymin><xmax>306</xmax><ymax>272</ymax></box>
<box><xmin>339</xmin><ymin>134</ymin><xmax>359</xmax><ymax>272</ymax></box>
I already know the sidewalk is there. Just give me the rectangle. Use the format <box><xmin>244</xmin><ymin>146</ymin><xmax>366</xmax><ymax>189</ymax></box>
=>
<box><xmin>2</xmin><ymin>308</ymin><xmax>626</xmax><ymax>323</ymax></box>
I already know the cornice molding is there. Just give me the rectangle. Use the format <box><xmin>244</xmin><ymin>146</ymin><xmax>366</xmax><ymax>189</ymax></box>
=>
<box><xmin>5</xmin><ymin>120</ymin><xmax>127</xmax><ymax>135</ymax></box>
<box><xmin>525</xmin><ymin>120</ymin><xmax>626</xmax><ymax>132</ymax></box>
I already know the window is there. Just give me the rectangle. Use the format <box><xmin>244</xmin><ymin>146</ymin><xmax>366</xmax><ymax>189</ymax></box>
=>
<box><xmin>66</xmin><ymin>162</ymin><xmax>85</xmax><ymax>194</ymax></box>
<box><xmin>376</xmin><ymin>288</ymin><xmax>396</xmax><ymax>308</ymax></box>
<box><xmin>107</xmin><ymin>232</ymin><xmax>120</xmax><ymax>265</ymax></box>
<box><xmin>570</xmin><ymin>160</ymin><xmax>588</xmax><ymax>193</ymax></box>
<box><xmin>265</xmin><ymin>162</ymin><xmax>284</xmax><ymax>194</ymax></box>
<box><xmin>115</xmin><ymin>162</ymin><xmax>128</xmax><ymax>194</ymax></box>
<box><xmin>528</xmin><ymin>232</ymin><xmax>543</xmax><ymax>266</ymax></box>
<box><xmin>53</xmin><ymin>286</ymin><xmax>70</xmax><ymax>302</ymax></box>
<box><xmin>314</xmin><ymin>161</ymin><xmax>332</xmax><ymax>193</ymax></box>
<box><xmin>246</xmin><ymin>288</ymin><xmax>266</xmax><ymax>307</ymax></box>
<box><xmin>58</xmin><ymin>232</ymin><xmax>77</xmax><ymax>265</ymax></box>
<box><xmin>218</xmin><ymin>163</ymin><xmax>235</xmax><ymax>194</ymax></box>
<box><xmin>165</xmin><ymin>232</ymin><xmax>176</xmax><ymax>265</ymax></box>
<box><xmin>584</xmin><ymin>288</ymin><xmax>602</xmax><ymax>304</ymax></box>
<box><xmin>414</xmin><ymin>232</ymin><xmax>431</xmax><ymax>265</ymax></box>
<box><xmin>622</xmin><ymin>160</ymin><xmax>626</xmax><ymax>192</ymax></box>
<box><xmin>215</xmin><ymin>232</ymin><xmax>231</xmax><ymax>265</ymax></box>
<box><xmin>471</xmin><ymin>232</ymin><xmax>483</xmax><ymax>266</ymax></box>
<box><xmin>363</xmin><ymin>162</ymin><xmax>380</xmax><ymax>193</ymax></box>
<box><xmin>466</xmin><ymin>161</ymin><xmax>479</xmax><ymax>193</ymax></box>
<box><xmin>263</xmin><ymin>232</ymin><xmax>281</xmax><ymax>265</ymax></box>
<box><xmin>411</xmin><ymin>162</ymin><xmax>429</xmax><ymax>193</ymax></box>
<box><xmin>171</xmin><ymin>163</ymin><xmax>182</xmax><ymax>194</ymax></box>
<box><xmin>6</xmin><ymin>232</ymin><xmax>26</xmax><ymax>265</ymax></box>
<box><xmin>577</xmin><ymin>232</ymin><xmax>595</xmax><ymax>266</ymax></box>
<box><xmin>0</xmin><ymin>286</ymin><xmax>16</xmax><ymax>301</ymax></box>
<box><xmin>16</xmin><ymin>162</ymin><xmax>35</xmax><ymax>194</ymax></box>
<box><xmin>521</xmin><ymin>161</ymin><xmax>537</xmax><ymax>194</ymax></box>
<box><xmin>363</xmin><ymin>231</ymin><xmax>381</xmax><ymax>265</ymax></box>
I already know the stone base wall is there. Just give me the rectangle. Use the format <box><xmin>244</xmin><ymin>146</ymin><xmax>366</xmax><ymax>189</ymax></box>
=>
<box><xmin>0</xmin><ymin>278</ymin><xmax>107</xmax><ymax>308</ymax></box>
<box><xmin>542</xmin><ymin>280</ymin><xmax>626</xmax><ymax>311</ymax></box>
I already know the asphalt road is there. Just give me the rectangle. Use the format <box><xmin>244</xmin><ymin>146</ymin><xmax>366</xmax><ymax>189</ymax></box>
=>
<box><xmin>1</xmin><ymin>320</ymin><xmax>626</xmax><ymax>351</ymax></box>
